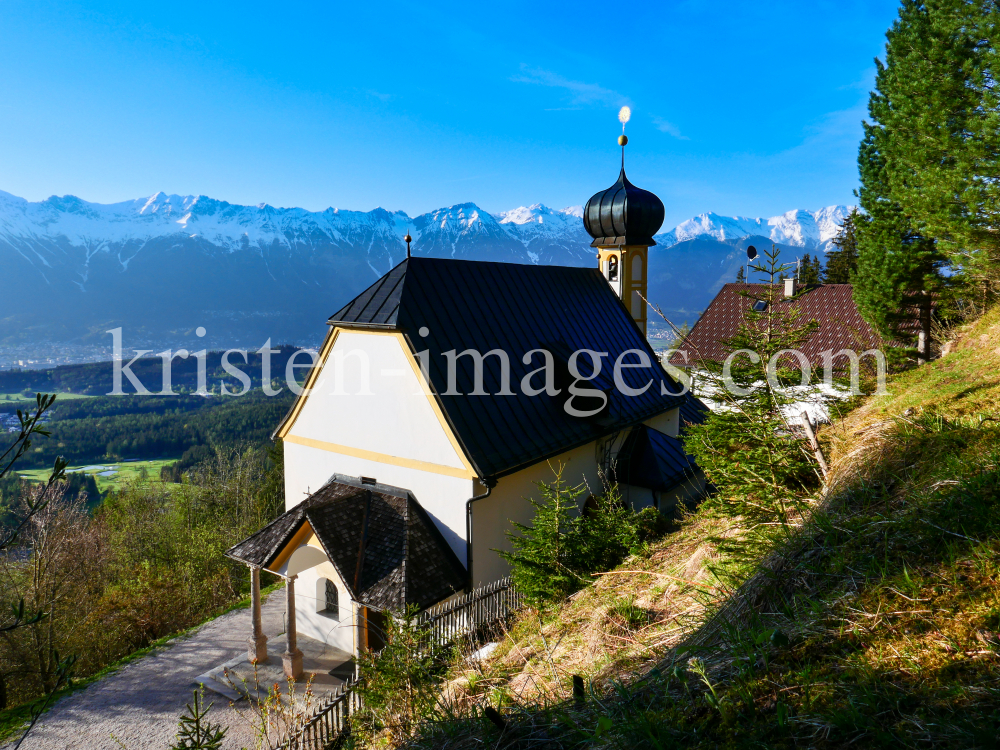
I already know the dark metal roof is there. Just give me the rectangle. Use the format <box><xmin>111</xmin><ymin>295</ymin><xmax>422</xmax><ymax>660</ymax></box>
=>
<box><xmin>667</xmin><ymin>283</ymin><xmax>889</xmax><ymax>368</ymax></box>
<box><xmin>583</xmin><ymin>167</ymin><xmax>665</xmax><ymax>247</ymax></box>
<box><xmin>329</xmin><ymin>260</ymin><xmax>408</xmax><ymax>328</ymax></box>
<box><xmin>225</xmin><ymin>475</ymin><xmax>466</xmax><ymax>611</ymax></box>
<box><xmin>321</xmin><ymin>257</ymin><xmax>692</xmax><ymax>479</ymax></box>
<box><xmin>613</xmin><ymin>425</ymin><xmax>699</xmax><ymax>492</ymax></box>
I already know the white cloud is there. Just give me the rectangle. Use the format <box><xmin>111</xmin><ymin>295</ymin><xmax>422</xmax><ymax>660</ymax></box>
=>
<box><xmin>651</xmin><ymin>115</ymin><xmax>689</xmax><ymax>141</ymax></box>
<box><xmin>511</xmin><ymin>64</ymin><xmax>630</xmax><ymax>108</ymax></box>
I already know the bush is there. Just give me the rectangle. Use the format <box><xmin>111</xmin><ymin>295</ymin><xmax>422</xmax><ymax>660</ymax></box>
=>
<box><xmin>355</xmin><ymin>607</ymin><xmax>451</xmax><ymax>744</ymax></box>
<box><xmin>499</xmin><ymin>468</ymin><xmax>660</xmax><ymax>606</ymax></box>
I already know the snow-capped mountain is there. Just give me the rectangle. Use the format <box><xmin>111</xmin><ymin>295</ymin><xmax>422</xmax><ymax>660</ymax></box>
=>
<box><xmin>0</xmin><ymin>189</ymin><xmax>852</xmax><ymax>351</ymax></box>
<box><xmin>657</xmin><ymin>206</ymin><xmax>851</xmax><ymax>251</ymax></box>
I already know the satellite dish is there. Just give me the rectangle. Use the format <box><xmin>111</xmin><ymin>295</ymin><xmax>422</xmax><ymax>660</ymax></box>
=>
<box><xmin>746</xmin><ymin>245</ymin><xmax>758</xmax><ymax>260</ymax></box>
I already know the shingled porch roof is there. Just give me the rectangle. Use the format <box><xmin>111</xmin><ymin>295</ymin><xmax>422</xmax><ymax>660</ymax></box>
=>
<box><xmin>225</xmin><ymin>475</ymin><xmax>466</xmax><ymax>612</ymax></box>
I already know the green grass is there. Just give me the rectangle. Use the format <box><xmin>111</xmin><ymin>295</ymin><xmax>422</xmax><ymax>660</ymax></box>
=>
<box><xmin>0</xmin><ymin>391</ymin><xmax>93</xmax><ymax>402</ymax></box>
<box><xmin>16</xmin><ymin>457</ymin><xmax>181</xmax><ymax>492</ymax></box>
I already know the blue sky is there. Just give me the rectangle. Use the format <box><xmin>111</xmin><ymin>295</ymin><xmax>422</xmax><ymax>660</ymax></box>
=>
<box><xmin>0</xmin><ymin>0</ymin><xmax>900</xmax><ymax>227</ymax></box>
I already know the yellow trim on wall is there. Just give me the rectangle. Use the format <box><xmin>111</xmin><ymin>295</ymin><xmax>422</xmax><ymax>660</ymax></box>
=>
<box><xmin>275</xmin><ymin>326</ymin><xmax>339</xmax><ymax>441</ymax></box>
<box><xmin>266</xmin><ymin>520</ymin><xmax>315</xmax><ymax>574</ymax></box>
<box><xmin>275</xmin><ymin>327</ymin><xmax>476</xmax><ymax>475</ymax></box>
<box><xmin>284</xmin><ymin>433</ymin><xmax>477</xmax><ymax>480</ymax></box>
<box><xmin>598</xmin><ymin>244</ymin><xmax>648</xmax><ymax>337</ymax></box>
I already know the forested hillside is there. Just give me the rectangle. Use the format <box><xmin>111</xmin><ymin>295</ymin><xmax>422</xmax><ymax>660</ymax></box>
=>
<box><xmin>0</xmin><ymin>345</ymin><xmax>304</xmax><ymax>395</ymax></box>
<box><xmin>6</xmin><ymin>392</ymin><xmax>294</xmax><ymax>469</ymax></box>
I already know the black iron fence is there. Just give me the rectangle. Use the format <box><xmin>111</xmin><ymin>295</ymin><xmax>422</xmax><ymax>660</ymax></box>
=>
<box><xmin>281</xmin><ymin>575</ymin><xmax>521</xmax><ymax>750</ymax></box>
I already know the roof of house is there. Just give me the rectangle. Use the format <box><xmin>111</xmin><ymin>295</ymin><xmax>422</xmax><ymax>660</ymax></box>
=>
<box><xmin>612</xmin><ymin>425</ymin><xmax>700</xmax><ymax>493</ymax></box>
<box><xmin>309</xmin><ymin>256</ymin><xmax>695</xmax><ymax>479</ymax></box>
<box><xmin>225</xmin><ymin>475</ymin><xmax>467</xmax><ymax>612</ymax></box>
<box><xmin>614</xmin><ymin>425</ymin><xmax>698</xmax><ymax>492</ymax></box>
<box><xmin>667</xmin><ymin>283</ymin><xmax>885</xmax><ymax>368</ymax></box>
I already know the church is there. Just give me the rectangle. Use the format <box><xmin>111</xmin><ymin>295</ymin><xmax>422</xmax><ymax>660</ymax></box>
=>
<box><xmin>226</xmin><ymin>136</ymin><xmax>708</xmax><ymax>679</ymax></box>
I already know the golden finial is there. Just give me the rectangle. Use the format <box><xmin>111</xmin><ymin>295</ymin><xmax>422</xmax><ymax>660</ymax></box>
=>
<box><xmin>404</xmin><ymin>232</ymin><xmax>412</xmax><ymax>258</ymax></box>
<box><xmin>618</xmin><ymin>107</ymin><xmax>631</xmax><ymax>165</ymax></box>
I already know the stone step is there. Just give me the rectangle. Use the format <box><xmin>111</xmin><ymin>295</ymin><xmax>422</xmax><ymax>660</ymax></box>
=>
<box><xmin>194</xmin><ymin>671</ymin><xmax>243</xmax><ymax>703</ymax></box>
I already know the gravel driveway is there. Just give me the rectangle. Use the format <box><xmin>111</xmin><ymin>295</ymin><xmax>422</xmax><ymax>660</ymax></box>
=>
<box><xmin>8</xmin><ymin>592</ymin><xmax>286</xmax><ymax>750</ymax></box>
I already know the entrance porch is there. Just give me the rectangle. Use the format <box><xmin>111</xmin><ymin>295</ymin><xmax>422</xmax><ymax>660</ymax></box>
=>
<box><xmin>223</xmin><ymin>475</ymin><xmax>468</xmax><ymax>680</ymax></box>
<box><xmin>195</xmin><ymin>633</ymin><xmax>354</xmax><ymax>703</ymax></box>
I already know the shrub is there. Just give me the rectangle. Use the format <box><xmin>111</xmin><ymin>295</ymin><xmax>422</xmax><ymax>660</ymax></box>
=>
<box><xmin>499</xmin><ymin>468</ymin><xmax>660</xmax><ymax>606</ymax></box>
<box><xmin>355</xmin><ymin>606</ymin><xmax>450</xmax><ymax>744</ymax></box>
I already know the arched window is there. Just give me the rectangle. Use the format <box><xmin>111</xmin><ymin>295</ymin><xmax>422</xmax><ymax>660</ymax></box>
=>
<box><xmin>607</xmin><ymin>255</ymin><xmax>619</xmax><ymax>282</ymax></box>
<box><xmin>318</xmin><ymin>578</ymin><xmax>339</xmax><ymax>620</ymax></box>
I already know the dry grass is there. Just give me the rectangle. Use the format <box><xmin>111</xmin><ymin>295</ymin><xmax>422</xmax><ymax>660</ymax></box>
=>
<box><xmin>397</xmin><ymin>305</ymin><xmax>1000</xmax><ymax>750</ymax></box>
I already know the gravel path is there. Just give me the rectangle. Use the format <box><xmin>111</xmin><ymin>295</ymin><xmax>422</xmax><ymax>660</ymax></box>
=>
<box><xmin>9</xmin><ymin>592</ymin><xmax>286</xmax><ymax>750</ymax></box>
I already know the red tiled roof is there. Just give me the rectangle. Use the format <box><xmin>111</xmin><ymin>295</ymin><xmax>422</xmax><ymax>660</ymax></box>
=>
<box><xmin>667</xmin><ymin>283</ymin><xmax>891</xmax><ymax>368</ymax></box>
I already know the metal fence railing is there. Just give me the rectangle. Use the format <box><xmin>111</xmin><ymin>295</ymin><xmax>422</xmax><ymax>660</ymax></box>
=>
<box><xmin>417</xmin><ymin>575</ymin><xmax>522</xmax><ymax>650</ymax></box>
<box><xmin>281</xmin><ymin>576</ymin><xmax>522</xmax><ymax>750</ymax></box>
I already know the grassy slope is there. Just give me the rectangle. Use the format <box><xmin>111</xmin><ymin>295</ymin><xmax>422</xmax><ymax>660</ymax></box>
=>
<box><xmin>409</xmin><ymin>306</ymin><xmax>1000</xmax><ymax>749</ymax></box>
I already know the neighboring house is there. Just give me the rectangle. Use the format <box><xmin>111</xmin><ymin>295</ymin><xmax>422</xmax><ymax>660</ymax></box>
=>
<box><xmin>667</xmin><ymin>280</ymin><xmax>888</xmax><ymax>371</ymax></box>
<box><xmin>226</xmin><ymin>143</ymin><xmax>708</xmax><ymax>678</ymax></box>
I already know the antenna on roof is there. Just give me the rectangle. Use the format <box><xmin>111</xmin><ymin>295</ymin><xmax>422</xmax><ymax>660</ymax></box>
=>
<box><xmin>746</xmin><ymin>244</ymin><xmax>757</xmax><ymax>283</ymax></box>
<box><xmin>404</xmin><ymin>231</ymin><xmax>412</xmax><ymax>259</ymax></box>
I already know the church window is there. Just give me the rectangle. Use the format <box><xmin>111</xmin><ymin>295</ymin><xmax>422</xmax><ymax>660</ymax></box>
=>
<box><xmin>319</xmin><ymin>578</ymin><xmax>339</xmax><ymax>619</ymax></box>
<box><xmin>607</xmin><ymin>255</ymin><xmax>619</xmax><ymax>281</ymax></box>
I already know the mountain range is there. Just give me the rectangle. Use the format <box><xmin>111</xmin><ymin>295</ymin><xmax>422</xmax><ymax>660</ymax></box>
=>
<box><xmin>0</xmin><ymin>189</ymin><xmax>851</xmax><ymax>354</ymax></box>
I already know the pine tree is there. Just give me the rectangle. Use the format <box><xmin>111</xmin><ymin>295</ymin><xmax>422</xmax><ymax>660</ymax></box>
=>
<box><xmin>683</xmin><ymin>245</ymin><xmax>821</xmax><ymax>572</ymax></box>
<box><xmin>876</xmin><ymin>0</ymin><xmax>1000</xmax><ymax>294</ymax></box>
<box><xmin>798</xmin><ymin>254</ymin><xmax>821</xmax><ymax>286</ymax></box>
<box><xmin>171</xmin><ymin>689</ymin><xmax>226</xmax><ymax>750</ymax></box>
<box><xmin>824</xmin><ymin>209</ymin><xmax>861</xmax><ymax>283</ymax></box>
<box><xmin>855</xmin><ymin>85</ymin><xmax>945</xmax><ymax>363</ymax></box>
<box><xmin>735</xmin><ymin>265</ymin><xmax>746</xmax><ymax>283</ymax></box>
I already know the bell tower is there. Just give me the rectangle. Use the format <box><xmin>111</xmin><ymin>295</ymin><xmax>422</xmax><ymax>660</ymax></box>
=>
<box><xmin>582</xmin><ymin>109</ymin><xmax>665</xmax><ymax>337</ymax></box>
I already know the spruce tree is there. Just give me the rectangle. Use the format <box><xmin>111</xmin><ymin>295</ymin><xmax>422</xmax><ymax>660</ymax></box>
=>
<box><xmin>852</xmin><ymin>0</ymin><xmax>971</xmax><ymax>362</ymax></box>
<box><xmin>682</xmin><ymin>245</ymin><xmax>821</xmax><ymax>572</ymax></box>
<box><xmin>499</xmin><ymin>468</ymin><xmax>586</xmax><ymax>605</ymax></box>
<box><xmin>798</xmin><ymin>254</ymin><xmax>821</xmax><ymax>286</ymax></box>
<box><xmin>876</xmin><ymin>0</ymin><xmax>1000</xmax><ymax>293</ymax></box>
<box><xmin>735</xmin><ymin>265</ymin><xmax>746</xmax><ymax>283</ymax></box>
<box><xmin>855</xmin><ymin>110</ymin><xmax>944</xmax><ymax>362</ymax></box>
<box><xmin>171</xmin><ymin>689</ymin><xmax>226</xmax><ymax>750</ymax></box>
<box><xmin>823</xmin><ymin>209</ymin><xmax>860</xmax><ymax>283</ymax></box>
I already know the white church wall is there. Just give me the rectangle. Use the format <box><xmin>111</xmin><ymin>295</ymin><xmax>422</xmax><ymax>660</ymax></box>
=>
<box><xmin>295</xmin><ymin>559</ymin><xmax>357</xmax><ymax>656</ymax></box>
<box><xmin>287</xmin><ymin>330</ymin><xmax>469</xmax><ymax>472</ymax></box>
<box><xmin>282</xmin><ymin>328</ymin><xmax>477</xmax><ymax>563</ymax></box>
<box><xmin>643</xmin><ymin>407</ymin><xmax>680</xmax><ymax>437</ymax></box>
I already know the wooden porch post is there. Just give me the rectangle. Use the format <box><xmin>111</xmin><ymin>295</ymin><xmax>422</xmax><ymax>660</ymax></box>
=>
<box><xmin>247</xmin><ymin>565</ymin><xmax>268</xmax><ymax>663</ymax></box>
<box><xmin>282</xmin><ymin>574</ymin><xmax>304</xmax><ymax>679</ymax></box>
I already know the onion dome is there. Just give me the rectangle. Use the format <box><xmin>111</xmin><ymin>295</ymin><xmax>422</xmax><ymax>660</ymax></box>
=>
<box><xmin>583</xmin><ymin>166</ymin><xmax>665</xmax><ymax>247</ymax></box>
